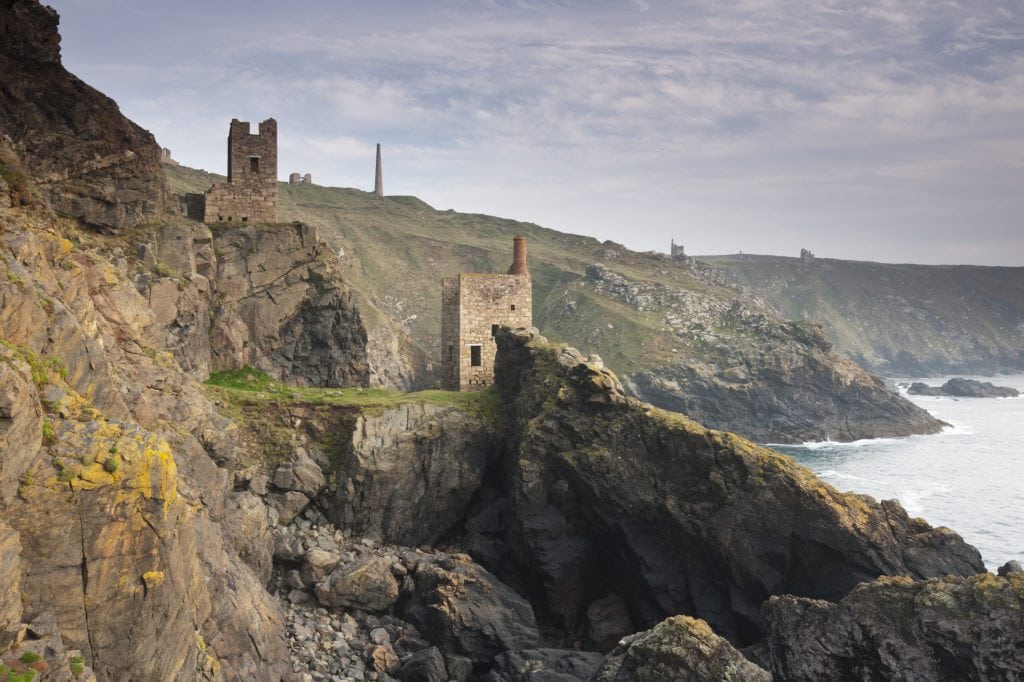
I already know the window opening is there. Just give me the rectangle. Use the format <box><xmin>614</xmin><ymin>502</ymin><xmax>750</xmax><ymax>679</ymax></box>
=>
<box><xmin>510</xmin><ymin>304</ymin><xmax>516</xmax><ymax>311</ymax></box>
<box><xmin>470</xmin><ymin>345</ymin><xmax>482</xmax><ymax>367</ymax></box>
<box><xmin>250</xmin><ymin>157</ymin><xmax>260</xmax><ymax>173</ymax></box>
<box><xmin>491</xmin><ymin>324</ymin><xmax>499</xmax><ymax>337</ymax></box>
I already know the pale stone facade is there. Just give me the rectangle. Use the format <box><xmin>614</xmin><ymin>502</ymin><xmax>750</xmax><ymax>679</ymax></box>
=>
<box><xmin>204</xmin><ymin>118</ymin><xmax>278</xmax><ymax>223</ymax></box>
<box><xmin>441</xmin><ymin>239</ymin><xmax>532</xmax><ymax>391</ymax></box>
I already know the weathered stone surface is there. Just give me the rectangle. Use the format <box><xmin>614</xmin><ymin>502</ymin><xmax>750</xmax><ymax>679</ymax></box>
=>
<box><xmin>908</xmin><ymin>377</ymin><xmax>1020</xmax><ymax>398</ymax></box>
<box><xmin>274</xmin><ymin>447</ymin><xmax>326</xmax><ymax>497</ymax></box>
<box><xmin>315</xmin><ymin>555</ymin><xmax>400</xmax><ymax>612</ymax></box>
<box><xmin>585</xmin><ymin>594</ymin><xmax>632</xmax><ymax>651</ymax></box>
<box><xmin>593</xmin><ymin>615</ymin><xmax>771</xmax><ymax>682</ymax></box>
<box><xmin>400</xmin><ymin>554</ymin><xmax>540</xmax><ymax>664</ymax></box>
<box><xmin>494</xmin><ymin>329</ymin><xmax>983</xmax><ymax>643</ymax></box>
<box><xmin>762</xmin><ymin>573</ymin><xmax>1024</xmax><ymax>682</ymax></box>
<box><xmin>224</xmin><ymin>490</ymin><xmax>275</xmax><ymax>585</ymax></box>
<box><xmin>300</xmin><ymin>548</ymin><xmax>340</xmax><ymax>586</ymax></box>
<box><xmin>332</xmin><ymin>402</ymin><xmax>492</xmax><ymax>545</ymax></box>
<box><xmin>0</xmin><ymin>0</ymin><xmax>166</xmax><ymax>230</ymax></box>
<box><xmin>487</xmin><ymin>648</ymin><xmax>605</xmax><ymax>681</ymax></box>
<box><xmin>0</xmin><ymin>351</ymin><xmax>42</xmax><ymax>502</ymax></box>
<box><xmin>267</xmin><ymin>490</ymin><xmax>310</xmax><ymax>526</ymax></box>
<box><xmin>997</xmin><ymin>560</ymin><xmax>1023</xmax><ymax>576</ymax></box>
<box><xmin>0</xmin><ymin>521</ymin><xmax>22</xmax><ymax>649</ymax></box>
<box><xmin>399</xmin><ymin>646</ymin><xmax>448</xmax><ymax>682</ymax></box>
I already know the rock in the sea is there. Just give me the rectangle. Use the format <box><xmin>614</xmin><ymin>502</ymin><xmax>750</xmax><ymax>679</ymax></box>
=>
<box><xmin>997</xmin><ymin>560</ymin><xmax>1023</xmax><ymax>576</ymax></box>
<box><xmin>761</xmin><ymin>573</ymin><xmax>1024</xmax><ymax>681</ymax></box>
<box><xmin>487</xmin><ymin>648</ymin><xmax>605</xmax><ymax>681</ymax></box>
<box><xmin>908</xmin><ymin>378</ymin><xmax>1020</xmax><ymax>398</ymax></box>
<box><xmin>593</xmin><ymin>615</ymin><xmax>771</xmax><ymax>681</ymax></box>
<box><xmin>400</xmin><ymin>554</ymin><xmax>540</xmax><ymax>664</ymax></box>
<box><xmin>315</xmin><ymin>555</ymin><xmax>400</xmax><ymax>612</ymax></box>
<box><xmin>494</xmin><ymin>329</ymin><xmax>984</xmax><ymax>643</ymax></box>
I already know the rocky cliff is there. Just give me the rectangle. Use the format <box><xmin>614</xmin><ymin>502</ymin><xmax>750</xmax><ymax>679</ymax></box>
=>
<box><xmin>703</xmin><ymin>254</ymin><xmax>1024</xmax><ymax>376</ymax></box>
<box><xmin>0</xmin><ymin>0</ymin><xmax>166</xmax><ymax>230</ymax></box>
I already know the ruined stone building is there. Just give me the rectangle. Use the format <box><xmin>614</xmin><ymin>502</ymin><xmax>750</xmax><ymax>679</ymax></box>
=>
<box><xmin>670</xmin><ymin>239</ymin><xmax>686</xmax><ymax>259</ymax></box>
<box><xmin>289</xmin><ymin>172</ymin><xmax>313</xmax><ymax>185</ymax></box>
<box><xmin>189</xmin><ymin>118</ymin><xmax>277</xmax><ymax>223</ymax></box>
<box><xmin>800</xmin><ymin>248</ymin><xmax>815</xmax><ymax>265</ymax></box>
<box><xmin>159</xmin><ymin>147</ymin><xmax>178</xmax><ymax>166</ymax></box>
<box><xmin>441</xmin><ymin>237</ymin><xmax>532</xmax><ymax>391</ymax></box>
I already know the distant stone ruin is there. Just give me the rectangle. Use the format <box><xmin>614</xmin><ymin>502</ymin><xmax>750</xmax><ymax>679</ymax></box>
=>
<box><xmin>800</xmin><ymin>248</ymin><xmax>815</xmax><ymax>265</ymax></box>
<box><xmin>160</xmin><ymin>147</ymin><xmax>178</xmax><ymax>166</ymax></box>
<box><xmin>188</xmin><ymin>118</ymin><xmax>278</xmax><ymax>224</ymax></box>
<box><xmin>289</xmin><ymin>172</ymin><xmax>313</xmax><ymax>185</ymax></box>
<box><xmin>374</xmin><ymin>143</ymin><xmax>383</xmax><ymax>197</ymax></box>
<box><xmin>670</xmin><ymin>239</ymin><xmax>686</xmax><ymax>260</ymax></box>
<box><xmin>441</xmin><ymin>237</ymin><xmax>533</xmax><ymax>391</ymax></box>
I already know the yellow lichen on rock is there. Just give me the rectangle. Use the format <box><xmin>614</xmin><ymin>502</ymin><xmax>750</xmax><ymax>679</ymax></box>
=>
<box><xmin>142</xmin><ymin>570</ymin><xmax>165</xmax><ymax>589</ymax></box>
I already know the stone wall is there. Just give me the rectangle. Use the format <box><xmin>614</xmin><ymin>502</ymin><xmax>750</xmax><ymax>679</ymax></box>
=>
<box><xmin>441</xmin><ymin>273</ymin><xmax>531</xmax><ymax>390</ymax></box>
<box><xmin>204</xmin><ymin>118</ymin><xmax>278</xmax><ymax>223</ymax></box>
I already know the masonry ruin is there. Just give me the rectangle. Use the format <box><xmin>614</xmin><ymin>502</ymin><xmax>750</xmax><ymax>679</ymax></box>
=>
<box><xmin>670</xmin><ymin>239</ymin><xmax>686</xmax><ymax>260</ymax></box>
<box><xmin>441</xmin><ymin>237</ymin><xmax>532</xmax><ymax>391</ymax></box>
<box><xmin>289</xmin><ymin>172</ymin><xmax>313</xmax><ymax>185</ymax></box>
<box><xmin>800</xmin><ymin>248</ymin><xmax>815</xmax><ymax>265</ymax></box>
<box><xmin>192</xmin><ymin>118</ymin><xmax>278</xmax><ymax>223</ymax></box>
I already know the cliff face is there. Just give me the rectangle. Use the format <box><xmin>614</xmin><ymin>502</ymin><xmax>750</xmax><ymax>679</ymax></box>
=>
<box><xmin>704</xmin><ymin>254</ymin><xmax>1024</xmax><ymax>376</ymax></box>
<box><xmin>492</xmin><ymin>329</ymin><xmax>982</xmax><ymax>644</ymax></box>
<box><xmin>134</xmin><ymin>221</ymin><xmax>369</xmax><ymax>387</ymax></box>
<box><xmin>0</xmin><ymin>0</ymin><xmax>167</xmax><ymax>230</ymax></box>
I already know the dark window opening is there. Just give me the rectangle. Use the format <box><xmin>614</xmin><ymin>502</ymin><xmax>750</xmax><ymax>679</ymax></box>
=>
<box><xmin>242</xmin><ymin>216</ymin><xmax>248</xmax><ymax>222</ymax></box>
<box><xmin>491</xmin><ymin>324</ymin><xmax>499</xmax><ymax>337</ymax></box>
<box><xmin>448</xmin><ymin>345</ymin><xmax>454</xmax><ymax>362</ymax></box>
<box><xmin>470</xmin><ymin>345</ymin><xmax>482</xmax><ymax>367</ymax></box>
<box><xmin>510</xmin><ymin>304</ymin><xmax>516</xmax><ymax>311</ymax></box>
<box><xmin>250</xmin><ymin>157</ymin><xmax>260</xmax><ymax>173</ymax></box>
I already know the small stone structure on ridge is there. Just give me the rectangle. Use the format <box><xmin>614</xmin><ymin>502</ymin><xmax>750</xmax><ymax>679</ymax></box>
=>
<box><xmin>289</xmin><ymin>172</ymin><xmax>313</xmax><ymax>185</ymax></box>
<box><xmin>670</xmin><ymin>239</ymin><xmax>686</xmax><ymax>260</ymax></box>
<box><xmin>441</xmin><ymin>237</ymin><xmax>532</xmax><ymax>391</ymax></box>
<box><xmin>800</xmin><ymin>248</ymin><xmax>815</xmax><ymax>265</ymax></box>
<box><xmin>187</xmin><ymin>118</ymin><xmax>278</xmax><ymax>223</ymax></box>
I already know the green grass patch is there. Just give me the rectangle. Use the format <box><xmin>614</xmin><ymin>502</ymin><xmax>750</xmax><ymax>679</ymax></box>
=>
<box><xmin>204</xmin><ymin>367</ymin><xmax>498</xmax><ymax>419</ymax></box>
<box><xmin>68</xmin><ymin>656</ymin><xmax>85</xmax><ymax>676</ymax></box>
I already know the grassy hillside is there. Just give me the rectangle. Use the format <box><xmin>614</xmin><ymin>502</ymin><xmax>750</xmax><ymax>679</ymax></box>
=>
<box><xmin>703</xmin><ymin>255</ymin><xmax>1024</xmax><ymax>375</ymax></box>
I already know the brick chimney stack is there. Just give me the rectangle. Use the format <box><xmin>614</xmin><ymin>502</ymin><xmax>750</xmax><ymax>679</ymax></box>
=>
<box><xmin>508</xmin><ymin>236</ymin><xmax>528</xmax><ymax>275</ymax></box>
<box><xmin>374</xmin><ymin>143</ymin><xmax>383</xmax><ymax>197</ymax></box>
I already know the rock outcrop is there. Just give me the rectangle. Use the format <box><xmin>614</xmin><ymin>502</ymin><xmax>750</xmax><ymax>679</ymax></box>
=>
<box><xmin>134</xmin><ymin>221</ymin><xmax>369</xmax><ymax>386</ymax></box>
<box><xmin>908</xmin><ymin>377</ymin><xmax>1020</xmax><ymax>398</ymax></box>
<box><xmin>494</xmin><ymin>329</ymin><xmax>983</xmax><ymax>644</ymax></box>
<box><xmin>593</xmin><ymin>615</ymin><xmax>771</xmax><ymax>681</ymax></box>
<box><xmin>762</xmin><ymin>573</ymin><xmax>1024</xmax><ymax>681</ymax></box>
<box><xmin>582</xmin><ymin>265</ymin><xmax>947</xmax><ymax>443</ymax></box>
<box><xmin>331</xmin><ymin>402</ymin><xmax>493</xmax><ymax>545</ymax></box>
<box><xmin>0</xmin><ymin>0</ymin><xmax>166</xmax><ymax>230</ymax></box>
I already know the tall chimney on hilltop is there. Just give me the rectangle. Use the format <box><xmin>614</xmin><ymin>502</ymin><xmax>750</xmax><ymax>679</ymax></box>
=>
<box><xmin>374</xmin><ymin>143</ymin><xmax>383</xmax><ymax>197</ymax></box>
<box><xmin>508</xmin><ymin>236</ymin><xmax>528</xmax><ymax>275</ymax></box>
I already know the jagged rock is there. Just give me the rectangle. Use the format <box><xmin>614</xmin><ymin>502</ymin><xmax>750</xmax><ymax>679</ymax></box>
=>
<box><xmin>908</xmin><ymin>378</ymin><xmax>1020</xmax><ymax>398</ymax></box>
<box><xmin>315</xmin><ymin>555</ymin><xmax>400</xmax><ymax>612</ymax></box>
<box><xmin>332</xmin><ymin>403</ymin><xmax>492</xmax><ymax>545</ymax></box>
<box><xmin>300</xmin><ymin>548</ymin><xmax>341</xmax><ymax>586</ymax></box>
<box><xmin>274</xmin><ymin>448</ymin><xmax>326</xmax><ymax>497</ymax></box>
<box><xmin>274</xmin><ymin>533</ymin><xmax>307</xmax><ymax>564</ymax></box>
<box><xmin>494</xmin><ymin>330</ymin><xmax>984</xmax><ymax>643</ymax></box>
<box><xmin>585</xmin><ymin>594</ymin><xmax>632</xmax><ymax>651</ymax></box>
<box><xmin>371</xmin><ymin>644</ymin><xmax>401</xmax><ymax>673</ymax></box>
<box><xmin>0</xmin><ymin>521</ymin><xmax>22</xmax><ymax>649</ymax></box>
<box><xmin>268</xmin><ymin>490</ymin><xmax>311</xmax><ymax>526</ymax></box>
<box><xmin>593</xmin><ymin>615</ymin><xmax>771</xmax><ymax>681</ymax></box>
<box><xmin>0</xmin><ymin>351</ymin><xmax>42</xmax><ymax>502</ymax></box>
<box><xmin>399</xmin><ymin>646</ymin><xmax>447</xmax><ymax>682</ymax></box>
<box><xmin>224</xmin><ymin>491</ymin><xmax>275</xmax><ymax>585</ymax></box>
<box><xmin>997</xmin><ymin>560</ymin><xmax>1023</xmax><ymax>576</ymax></box>
<box><xmin>487</xmin><ymin>648</ymin><xmax>605</xmax><ymax>681</ymax></box>
<box><xmin>0</xmin><ymin>0</ymin><xmax>166</xmax><ymax>229</ymax></box>
<box><xmin>762</xmin><ymin>573</ymin><xmax>1024</xmax><ymax>681</ymax></box>
<box><xmin>400</xmin><ymin>554</ymin><xmax>540</xmax><ymax>664</ymax></box>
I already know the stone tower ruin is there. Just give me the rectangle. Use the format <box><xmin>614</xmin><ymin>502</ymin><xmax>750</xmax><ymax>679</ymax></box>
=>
<box><xmin>374</xmin><ymin>143</ymin><xmax>384</xmax><ymax>197</ymax></box>
<box><xmin>202</xmin><ymin>118</ymin><xmax>278</xmax><ymax>223</ymax></box>
<box><xmin>441</xmin><ymin>237</ymin><xmax>533</xmax><ymax>391</ymax></box>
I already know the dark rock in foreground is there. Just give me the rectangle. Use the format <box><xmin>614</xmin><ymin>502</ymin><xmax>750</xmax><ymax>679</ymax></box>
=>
<box><xmin>495</xmin><ymin>328</ymin><xmax>984</xmax><ymax>645</ymax></box>
<box><xmin>487</xmin><ymin>648</ymin><xmax>605</xmax><ymax>681</ymax></box>
<box><xmin>593</xmin><ymin>615</ymin><xmax>771</xmax><ymax>681</ymax></box>
<box><xmin>908</xmin><ymin>377</ymin><xmax>1020</xmax><ymax>398</ymax></box>
<box><xmin>762</xmin><ymin>573</ymin><xmax>1024</xmax><ymax>681</ymax></box>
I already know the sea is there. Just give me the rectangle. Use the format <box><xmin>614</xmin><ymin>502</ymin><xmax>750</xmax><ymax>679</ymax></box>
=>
<box><xmin>772</xmin><ymin>374</ymin><xmax>1024</xmax><ymax>571</ymax></box>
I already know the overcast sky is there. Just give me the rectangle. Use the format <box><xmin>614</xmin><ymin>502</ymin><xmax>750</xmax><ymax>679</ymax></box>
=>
<box><xmin>48</xmin><ymin>0</ymin><xmax>1024</xmax><ymax>265</ymax></box>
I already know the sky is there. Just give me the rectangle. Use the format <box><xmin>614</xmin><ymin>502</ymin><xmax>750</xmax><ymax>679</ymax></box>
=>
<box><xmin>46</xmin><ymin>0</ymin><xmax>1024</xmax><ymax>265</ymax></box>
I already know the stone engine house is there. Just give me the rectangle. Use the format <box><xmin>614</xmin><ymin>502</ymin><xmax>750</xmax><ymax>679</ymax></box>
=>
<box><xmin>200</xmin><ymin>118</ymin><xmax>278</xmax><ymax>223</ymax></box>
<box><xmin>441</xmin><ymin>237</ymin><xmax>532</xmax><ymax>391</ymax></box>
